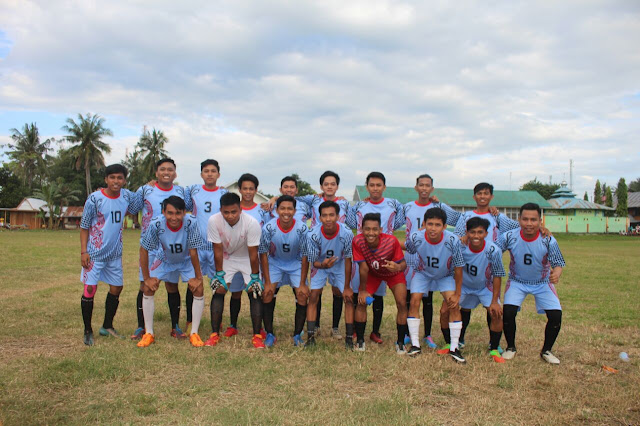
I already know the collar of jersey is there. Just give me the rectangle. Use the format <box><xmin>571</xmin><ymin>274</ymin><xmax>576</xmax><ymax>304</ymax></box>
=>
<box><xmin>425</xmin><ymin>231</ymin><xmax>444</xmax><ymax>245</ymax></box>
<box><xmin>155</xmin><ymin>183</ymin><xmax>174</xmax><ymax>192</ymax></box>
<box><xmin>473</xmin><ymin>210</ymin><xmax>490</xmax><ymax>215</ymax></box>
<box><xmin>469</xmin><ymin>240</ymin><xmax>486</xmax><ymax>253</ymax></box>
<box><xmin>241</xmin><ymin>203</ymin><xmax>257</xmax><ymax>210</ymax></box>
<box><xmin>520</xmin><ymin>230</ymin><xmax>540</xmax><ymax>242</ymax></box>
<box><xmin>167</xmin><ymin>222</ymin><xmax>183</xmax><ymax>232</ymax></box>
<box><xmin>415</xmin><ymin>200</ymin><xmax>431</xmax><ymax>207</ymax></box>
<box><xmin>101</xmin><ymin>189</ymin><xmax>121</xmax><ymax>199</ymax></box>
<box><xmin>321</xmin><ymin>223</ymin><xmax>340</xmax><ymax>240</ymax></box>
<box><xmin>277</xmin><ymin>218</ymin><xmax>295</xmax><ymax>233</ymax></box>
<box><xmin>202</xmin><ymin>185</ymin><xmax>219</xmax><ymax>192</ymax></box>
<box><xmin>368</xmin><ymin>197</ymin><xmax>384</xmax><ymax>205</ymax></box>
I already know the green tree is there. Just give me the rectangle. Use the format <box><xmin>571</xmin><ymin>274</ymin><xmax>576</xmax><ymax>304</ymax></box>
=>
<box><xmin>62</xmin><ymin>113</ymin><xmax>113</xmax><ymax>198</ymax></box>
<box><xmin>47</xmin><ymin>147</ymin><xmax>103</xmax><ymax>202</ymax></box>
<box><xmin>519</xmin><ymin>178</ymin><xmax>560</xmax><ymax>200</ymax></box>
<box><xmin>594</xmin><ymin>180</ymin><xmax>602</xmax><ymax>203</ymax></box>
<box><xmin>291</xmin><ymin>173</ymin><xmax>316</xmax><ymax>196</ymax></box>
<box><xmin>4</xmin><ymin>123</ymin><xmax>52</xmax><ymax>190</ymax></box>
<box><xmin>616</xmin><ymin>178</ymin><xmax>628</xmax><ymax>218</ymax></box>
<box><xmin>628</xmin><ymin>177</ymin><xmax>640</xmax><ymax>193</ymax></box>
<box><xmin>138</xmin><ymin>128</ymin><xmax>169</xmax><ymax>181</ymax></box>
<box><xmin>55</xmin><ymin>177</ymin><xmax>81</xmax><ymax>228</ymax></box>
<box><xmin>122</xmin><ymin>148</ymin><xmax>146</xmax><ymax>190</ymax></box>
<box><xmin>33</xmin><ymin>182</ymin><xmax>60</xmax><ymax>229</ymax></box>
<box><xmin>0</xmin><ymin>165</ymin><xmax>27</xmax><ymax>208</ymax></box>
<box><xmin>583</xmin><ymin>191</ymin><xmax>588</xmax><ymax>201</ymax></box>
<box><xmin>605</xmin><ymin>186</ymin><xmax>613</xmax><ymax>217</ymax></box>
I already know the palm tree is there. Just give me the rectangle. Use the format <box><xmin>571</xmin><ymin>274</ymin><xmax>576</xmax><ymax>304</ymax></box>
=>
<box><xmin>62</xmin><ymin>113</ymin><xmax>113</xmax><ymax>197</ymax></box>
<box><xmin>5</xmin><ymin>123</ymin><xmax>52</xmax><ymax>190</ymax></box>
<box><xmin>33</xmin><ymin>182</ymin><xmax>60</xmax><ymax>229</ymax></box>
<box><xmin>122</xmin><ymin>148</ymin><xmax>146</xmax><ymax>190</ymax></box>
<box><xmin>55</xmin><ymin>178</ymin><xmax>81</xmax><ymax>228</ymax></box>
<box><xmin>138</xmin><ymin>127</ymin><xmax>169</xmax><ymax>180</ymax></box>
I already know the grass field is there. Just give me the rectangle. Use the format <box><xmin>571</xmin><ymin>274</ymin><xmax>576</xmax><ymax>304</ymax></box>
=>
<box><xmin>0</xmin><ymin>230</ymin><xmax>639</xmax><ymax>425</ymax></box>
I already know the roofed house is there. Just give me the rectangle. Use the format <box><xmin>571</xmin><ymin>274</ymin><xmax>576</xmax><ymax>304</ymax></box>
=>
<box><xmin>0</xmin><ymin>197</ymin><xmax>47</xmax><ymax>229</ymax></box>
<box><xmin>223</xmin><ymin>181</ymin><xmax>271</xmax><ymax>204</ymax></box>
<box><xmin>613</xmin><ymin>192</ymin><xmax>640</xmax><ymax>225</ymax></box>
<box><xmin>546</xmin><ymin>183</ymin><xmax>614</xmax><ymax>217</ymax></box>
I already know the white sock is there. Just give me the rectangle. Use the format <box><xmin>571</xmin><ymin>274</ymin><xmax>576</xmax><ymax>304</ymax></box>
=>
<box><xmin>191</xmin><ymin>296</ymin><xmax>205</xmax><ymax>336</ymax></box>
<box><xmin>407</xmin><ymin>317</ymin><xmax>421</xmax><ymax>348</ymax></box>
<box><xmin>142</xmin><ymin>295</ymin><xmax>155</xmax><ymax>335</ymax></box>
<box><xmin>450</xmin><ymin>321</ymin><xmax>462</xmax><ymax>351</ymax></box>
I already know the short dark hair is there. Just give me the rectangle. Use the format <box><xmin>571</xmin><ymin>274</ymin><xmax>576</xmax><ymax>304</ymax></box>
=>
<box><xmin>520</xmin><ymin>202</ymin><xmax>541</xmax><ymax>216</ymax></box>
<box><xmin>238</xmin><ymin>173</ymin><xmax>259</xmax><ymax>189</ymax></box>
<box><xmin>201</xmin><ymin>159</ymin><xmax>219</xmax><ymax>172</ymax></box>
<box><xmin>466</xmin><ymin>217</ymin><xmax>490</xmax><ymax>232</ymax></box>
<box><xmin>276</xmin><ymin>195</ymin><xmax>297</xmax><ymax>209</ymax></box>
<box><xmin>474</xmin><ymin>182</ymin><xmax>494</xmax><ymax>195</ymax></box>
<box><xmin>104</xmin><ymin>164</ymin><xmax>128</xmax><ymax>178</ymax></box>
<box><xmin>162</xmin><ymin>195</ymin><xmax>185</xmax><ymax>211</ymax></box>
<box><xmin>156</xmin><ymin>158</ymin><xmax>176</xmax><ymax>170</ymax></box>
<box><xmin>318</xmin><ymin>200</ymin><xmax>339</xmax><ymax>215</ymax></box>
<box><xmin>220</xmin><ymin>192</ymin><xmax>241</xmax><ymax>207</ymax></box>
<box><xmin>416</xmin><ymin>174</ymin><xmax>433</xmax><ymax>185</ymax></box>
<box><xmin>424</xmin><ymin>207</ymin><xmax>447</xmax><ymax>225</ymax></box>
<box><xmin>320</xmin><ymin>170</ymin><xmax>340</xmax><ymax>186</ymax></box>
<box><xmin>362</xmin><ymin>212</ymin><xmax>381</xmax><ymax>226</ymax></box>
<box><xmin>281</xmin><ymin>176</ymin><xmax>297</xmax><ymax>188</ymax></box>
<box><xmin>366</xmin><ymin>171</ymin><xmax>386</xmax><ymax>185</ymax></box>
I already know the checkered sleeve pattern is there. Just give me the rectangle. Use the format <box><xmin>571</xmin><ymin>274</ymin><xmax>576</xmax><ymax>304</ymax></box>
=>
<box><xmin>547</xmin><ymin>237</ymin><xmax>566</xmax><ymax>268</ymax></box>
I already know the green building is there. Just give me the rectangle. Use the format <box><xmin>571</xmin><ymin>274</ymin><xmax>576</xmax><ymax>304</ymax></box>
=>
<box><xmin>546</xmin><ymin>183</ymin><xmax>614</xmax><ymax>217</ymax></box>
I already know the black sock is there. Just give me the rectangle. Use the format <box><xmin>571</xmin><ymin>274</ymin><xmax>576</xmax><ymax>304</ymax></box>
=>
<box><xmin>503</xmin><ymin>304</ymin><xmax>518</xmax><ymax>349</ymax></box>
<box><xmin>460</xmin><ymin>310</ymin><xmax>471</xmax><ymax>342</ymax></box>
<box><xmin>345</xmin><ymin>323</ymin><xmax>354</xmax><ymax>339</ymax></box>
<box><xmin>441</xmin><ymin>327</ymin><xmax>451</xmax><ymax>344</ymax></box>
<box><xmin>355</xmin><ymin>321</ymin><xmax>366</xmax><ymax>342</ymax></box>
<box><xmin>186</xmin><ymin>287</ymin><xmax>193</xmax><ymax>323</ymax></box>
<box><xmin>307</xmin><ymin>320</ymin><xmax>316</xmax><ymax>338</ymax></box>
<box><xmin>332</xmin><ymin>295</ymin><xmax>343</xmax><ymax>328</ymax></box>
<box><xmin>102</xmin><ymin>293</ymin><xmax>119</xmax><ymax>329</ymax></box>
<box><xmin>486</xmin><ymin>310</ymin><xmax>492</xmax><ymax>329</ymax></box>
<box><xmin>211</xmin><ymin>294</ymin><xmax>224</xmax><ymax>334</ymax></box>
<box><xmin>263</xmin><ymin>300</ymin><xmax>275</xmax><ymax>334</ymax></box>
<box><xmin>542</xmin><ymin>310</ymin><xmax>562</xmax><ymax>352</ymax></box>
<box><xmin>81</xmin><ymin>296</ymin><xmax>94</xmax><ymax>333</ymax></box>
<box><xmin>490</xmin><ymin>330</ymin><xmax>502</xmax><ymax>351</ymax></box>
<box><xmin>294</xmin><ymin>303</ymin><xmax>307</xmax><ymax>336</ymax></box>
<box><xmin>397</xmin><ymin>323</ymin><xmax>408</xmax><ymax>346</ymax></box>
<box><xmin>406</xmin><ymin>291</ymin><xmax>411</xmax><ymax>312</ymax></box>
<box><xmin>230</xmin><ymin>297</ymin><xmax>241</xmax><ymax>328</ymax></box>
<box><xmin>316</xmin><ymin>294</ymin><xmax>322</xmax><ymax>328</ymax></box>
<box><xmin>423</xmin><ymin>292</ymin><xmax>433</xmax><ymax>337</ymax></box>
<box><xmin>167</xmin><ymin>292</ymin><xmax>180</xmax><ymax>329</ymax></box>
<box><xmin>372</xmin><ymin>295</ymin><xmax>383</xmax><ymax>335</ymax></box>
<box><xmin>136</xmin><ymin>290</ymin><xmax>144</xmax><ymax>328</ymax></box>
<box><xmin>249</xmin><ymin>296</ymin><xmax>263</xmax><ymax>335</ymax></box>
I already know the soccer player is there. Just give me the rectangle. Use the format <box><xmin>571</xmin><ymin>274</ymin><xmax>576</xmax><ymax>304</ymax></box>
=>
<box><xmin>79</xmin><ymin>164</ymin><xmax>138</xmax><ymax>345</ymax></box>
<box><xmin>258</xmin><ymin>195</ymin><xmax>309</xmax><ymax>347</ymax></box>
<box><xmin>184</xmin><ymin>159</ymin><xmax>227</xmax><ymax>332</ymax></box>
<box><xmin>206</xmin><ymin>192</ymin><xmax>265</xmax><ymax>349</ymax></box>
<box><xmin>405</xmin><ymin>208</ymin><xmax>466</xmax><ymax>362</ymax></box>
<box><xmin>268</xmin><ymin>176</ymin><xmax>312</xmax><ymax>223</ymax></box>
<box><xmin>300</xmin><ymin>200</ymin><xmax>354</xmax><ymax>348</ymax></box>
<box><xmin>346</xmin><ymin>171</ymin><xmax>406</xmax><ymax>344</ymax></box>
<box><xmin>131</xmin><ymin>158</ymin><xmax>188</xmax><ymax>340</ymax></box>
<box><xmin>221</xmin><ymin>173</ymin><xmax>269</xmax><ymax>338</ymax></box>
<box><xmin>137</xmin><ymin>196</ymin><xmax>206</xmax><ymax>348</ymax></box>
<box><xmin>496</xmin><ymin>203</ymin><xmax>566</xmax><ymax>364</ymax></box>
<box><xmin>458</xmin><ymin>217</ymin><xmax>506</xmax><ymax>363</ymax></box>
<box><xmin>352</xmin><ymin>213</ymin><xmax>408</xmax><ymax>353</ymax></box>
<box><xmin>403</xmin><ymin>174</ymin><xmax>461</xmax><ymax>350</ymax></box>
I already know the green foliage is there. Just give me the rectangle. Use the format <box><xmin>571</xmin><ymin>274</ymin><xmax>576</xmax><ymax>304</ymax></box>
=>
<box><xmin>47</xmin><ymin>148</ymin><xmax>103</xmax><ymax>202</ymax></box>
<box><xmin>605</xmin><ymin>186</ymin><xmax>614</xmax><ymax>217</ymax></box>
<box><xmin>0</xmin><ymin>165</ymin><xmax>27</xmax><ymax>208</ymax></box>
<box><xmin>616</xmin><ymin>178</ymin><xmax>628</xmax><ymax>218</ymax></box>
<box><xmin>594</xmin><ymin>179</ymin><xmax>602</xmax><ymax>203</ymax></box>
<box><xmin>4</xmin><ymin>123</ymin><xmax>52</xmax><ymax>190</ymax></box>
<box><xmin>33</xmin><ymin>182</ymin><xmax>60</xmax><ymax>229</ymax></box>
<box><xmin>583</xmin><ymin>191</ymin><xmax>588</xmax><ymax>201</ymax></box>
<box><xmin>138</xmin><ymin>127</ymin><xmax>169</xmax><ymax>181</ymax></box>
<box><xmin>122</xmin><ymin>149</ymin><xmax>146</xmax><ymax>190</ymax></box>
<box><xmin>519</xmin><ymin>177</ymin><xmax>560</xmax><ymax>200</ymax></box>
<box><xmin>290</xmin><ymin>173</ymin><xmax>316</xmax><ymax>196</ymax></box>
<box><xmin>628</xmin><ymin>177</ymin><xmax>640</xmax><ymax>193</ymax></box>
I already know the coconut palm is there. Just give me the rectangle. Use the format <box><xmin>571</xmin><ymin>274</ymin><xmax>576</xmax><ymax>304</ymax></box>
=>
<box><xmin>62</xmin><ymin>113</ymin><xmax>113</xmax><ymax>197</ymax></box>
<box><xmin>5</xmin><ymin>123</ymin><xmax>52</xmax><ymax>190</ymax></box>
<box><xmin>33</xmin><ymin>182</ymin><xmax>60</xmax><ymax>229</ymax></box>
<box><xmin>55</xmin><ymin>178</ymin><xmax>81</xmax><ymax>228</ymax></box>
<box><xmin>138</xmin><ymin>127</ymin><xmax>169</xmax><ymax>180</ymax></box>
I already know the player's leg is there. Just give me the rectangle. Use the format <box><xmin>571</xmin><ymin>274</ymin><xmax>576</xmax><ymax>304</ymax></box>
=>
<box><xmin>224</xmin><ymin>272</ymin><xmax>245</xmax><ymax>337</ymax></box>
<box><xmin>459</xmin><ymin>309</ymin><xmax>471</xmax><ymax>347</ymax></box>
<box><xmin>305</xmin><ymin>288</ymin><xmax>323</xmax><ymax>347</ymax></box>
<box><xmin>81</xmin><ymin>283</ymin><xmax>97</xmax><ymax>346</ymax></box>
<box><xmin>293</xmin><ymin>287</ymin><xmax>307</xmax><ymax>346</ymax></box>
<box><xmin>501</xmin><ymin>280</ymin><xmax>527</xmax><ymax>360</ymax></box>
<box><xmin>343</xmin><ymin>288</ymin><xmax>355</xmax><ymax>350</ymax></box>
<box><xmin>442</xmin><ymin>289</ymin><xmax>465</xmax><ymax>363</ymax></box>
<box><xmin>406</xmin><ymin>274</ymin><xmax>428</xmax><ymax>355</ymax></box>
<box><xmin>486</xmin><ymin>306</ymin><xmax>504</xmax><ymax>363</ymax></box>
<box><xmin>331</xmin><ymin>286</ymin><xmax>343</xmax><ymax>339</ymax></box>
<box><xmin>189</xmin><ymin>280</ymin><xmax>206</xmax><ymax>347</ymax></box>
<box><xmin>422</xmin><ymin>291</ymin><xmax>437</xmax><ymax>348</ymax></box>
<box><xmin>262</xmin><ymin>284</ymin><xmax>277</xmax><ymax>346</ymax></box>
<box><xmin>133</xmin><ymin>251</ymin><xmax>159</xmax><ymax>340</ymax></box>
<box><xmin>354</xmin><ymin>297</ymin><xmax>368</xmax><ymax>351</ymax></box>
<box><xmin>206</xmin><ymin>286</ymin><xmax>226</xmax><ymax>346</ymax></box>
<box><xmin>165</xmin><ymin>282</ymin><xmax>185</xmax><ymax>338</ymax></box>
<box><xmin>137</xmin><ymin>284</ymin><xmax>157</xmax><ymax>347</ymax></box>
<box><xmin>436</xmin><ymin>298</ymin><xmax>451</xmax><ymax>354</ymax></box>
<box><xmin>316</xmin><ymin>293</ymin><xmax>322</xmax><ymax>336</ymax></box>
<box><xmin>370</xmin><ymin>284</ymin><xmax>385</xmax><ymax>344</ymax></box>
<box><xmin>532</xmin><ymin>283</ymin><xmax>563</xmax><ymax>364</ymax></box>
<box><xmin>458</xmin><ymin>287</ymin><xmax>478</xmax><ymax>350</ymax></box>
<box><xmin>389</xmin><ymin>280</ymin><xmax>409</xmax><ymax>354</ymax></box>
<box><xmin>97</xmin><ymin>259</ymin><xmax>125</xmax><ymax>339</ymax></box>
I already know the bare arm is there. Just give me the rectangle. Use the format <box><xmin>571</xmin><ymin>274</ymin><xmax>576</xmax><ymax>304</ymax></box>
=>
<box><xmin>80</xmin><ymin>228</ymin><xmax>90</xmax><ymax>268</ymax></box>
<box><xmin>248</xmin><ymin>246</ymin><xmax>260</xmax><ymax>275</ymax></box>
<box><xmin>213</xmin><ymin>243</ymin><xmax>224</xmax><ymax>272</ymax></box>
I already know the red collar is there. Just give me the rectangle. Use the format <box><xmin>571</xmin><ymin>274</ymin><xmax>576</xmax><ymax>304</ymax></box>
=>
<box><xmin>101</xmin><ymin>189</ymin><xmax>120</xmax><ymax>199</ymax></box>
<box><xmin>202</xmin><ymin>185</ymin><xmax>219</xmax><ymax>192</ymax></box>
<box><xmin>368</xmin><ymin>198</ymin><xmax>384</xmax><ymax>205</ymax></box>
<box><xmin>167</xmin><ymin>222</ymin><xmax>183</xmax><ymax>232</ymax></box>
<box><xmin>321</xmin><ymin>223</ymin><xmax>340</xmax><ymax>240</ymax></box>
<box><xmin>241</xmin><ymin>203</ymin><xmax>257</xmax><ymax>211</ymax></box>
<box><xmin>473</xmin><ymin>210</ymin><xmax>490</xmax><ymax>215</ymax></box>
<box><xmin>415</xmin><ymin>200</ymin><xmax>431</xmax><ymax>207</ymax></box>
<box><xmin>277</xmin><ymin>218</ymin><xmax>295</xmax><ymax>233</ymax></box>
<box><xmin>425</xmin><ymin>231</ymin><xmax>444</xmax><ymax>245</ymax></box>
<box><xmin>155</xmin><ymin>184</ymin><xmax>173</xmax><ymax>192</ymax></box>
<box><xmin>520</xmin><ymin>230</ymin><xmax>540</xmax><ymax>242</ymax></box>
<box><xmin>469</xmin><ymin>240</ymin><xmax>486</xmax><ymax>253</ymax></box>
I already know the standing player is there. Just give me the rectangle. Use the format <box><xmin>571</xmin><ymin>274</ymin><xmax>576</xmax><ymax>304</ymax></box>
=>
<box><xmin>496</xmin><ymin>203</ymin><xmax>566</xmax><ymax>364</ymax></box>
<box><xmin>453</xmin><ymin>183</ymin><xmax>516</xmax><ymax>242</ymax></box>
<box><xmin>403</xmin><ymin>174</ymin><xmax>461</xmax><ymax>349</ymax></box>
<box><xmin>346</xmin><ymin>171</ymin><xmax>406</xmax><ymax>344</ymax></box>
<box><xmin>300</xmin><ymin>200</ymin><xmax>354</xmax><ymax>348</ymax></box>
<box><xmin>221</xmin><ymin>173</ymin><xmax>269</xmax><ymax>338</ymax></box>
<box><xmin>259</xmin><ymin>195</ymin><xmax>309</xmax><ymax>347</ymax></box>
<box><xmin>79</xmin><ymin>164</ymin><xmax>138</xmax><ymax>345</ymax></box>
<box><xmin>137</xmin><ymin>196</ymin><xmax>206</xmax><ymax>348</ymax></box>
<box><xmin>268</xmin><ymin>176</ymin><xmax>312</xmax><ymax>223</ymax></box>
<box><xmin>458</xmin><ymin>217</ymin><xmax>506</xmax><ymax>363</ymax></box>
<box><xmin>206</xmin><ymin>192</ymin><xmax>265</xmax><ymax>349</ymax></box>
<box><xmin>405</xmin><ymin>208</ymin><xmax>466</xmax><ymax>362</ymax></box>
<box><xmin>352</xmin><ymin>213</ymin><xmax>408</xmax><ymax>353</ymax></box>
<box><xmin>184</xmin><ymin>159</ymin><xmax>227</xmax><ymax>332</ymax></box>
<box><xmin>131</xmin><ymin>158</ymin><xmax>188</xmax><ymax>340</ymax></box>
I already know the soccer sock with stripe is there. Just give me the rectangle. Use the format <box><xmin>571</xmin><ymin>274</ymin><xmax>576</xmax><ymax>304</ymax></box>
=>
<box><xmin>263</xmin><ymin>299</ymin><xmax>275</xmax><ymax>335</ymax></box>
<box><xmin>355</xmin><ymin>321</ymin><xmax>366</xmax><ymax>342</ymax></box>
<box><xmin>423</xmin><ymin>292</ymin><xmax>433</xmax><ymax>337</ymax></box>
<box><xmin>294</xmin><ymin>303</ymin><xmax>307</xmax><ymax>336</ymax></box>
<box><xmin>136</xmin><ymin>290</ymin><xmax>145</xmax><ymax>328</ymax></box>
<box><xmin>372</xmin><ymin>295</ymin><xmax>383</xmax><ymax>335</ymax></box>
<box><xmin>142</xmin><ymin>295</ymin><xmax>155</xmax><ymax>335</ymax></box>
<box><xmin>190</xmin><ymin>296</ymin><xmax>205</xmax><ymax>336</ymax></box>
<box><xmin>167</xmin><ymin>292</ymin><xmax>180</xmax><ymax>329</ymax></box>
<box><xmin>210</xmin><ymin>294</ymin><xmax>224</xmax><ymax>334</ymax></box>
<box><xmin>81</xmin><ymin>296</ymin><xmax>94</xmax><ymax>334</ymax></box>
<box><xmin>460</xmin><ymin>310</ymin><xmax>471</xmax><ymax>342</ymax></box>
<box><xmin>345</xmin><ymin>323</ymin><xmax>354</xmax><ymax>340</ymax></box>
<box><xmin>249</xmin><ymin>296</ymin><xmax>263</xmax><ymax>335</ymax></box>
<box><xmin>307</xmin><ymin>320</ymin><xmax>316</xmax><ymax>338</ymax></box>
<box><xmin>407</xmin><ymin>317</ymin><xmax>420</xmax><ymax>347</ymax></box>
<box><xmin>186</xmin><ymin>287</ymin><xmax>193</xmax><ymax>323</ymax></box>
<box><xmin>332</xmin><ymin>295</ymin><xmax>343</xmax><ymax>329</ymax></box>
<box><xmin>102</xmin><ymin>292</ymin><xmax>119</xmax><ymax>330</ymax></box>
<box><xmin>397</xmin><ymin>322</ymin><xmax>409</xmax><ymax>346</ymax></box>
<box><xmin>449</xmin><ymin>321</ymin><xmax>462</xmax><ymax>351</ymax></box>
<box><xmin>229</xmin><ymin>296</ymin><xmax>241</xmax><ymax>328</ymax></box>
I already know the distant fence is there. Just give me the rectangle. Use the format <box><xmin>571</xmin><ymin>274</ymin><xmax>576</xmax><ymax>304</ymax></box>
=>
<box><xmin>543</xmin><ymin>216</ymin><xmax>628</xmax><ymax>234</ymax></box>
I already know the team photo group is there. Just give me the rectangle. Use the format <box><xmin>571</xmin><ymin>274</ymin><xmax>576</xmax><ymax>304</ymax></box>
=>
<box><xmin>80</xmin><ymin>157</ymin><xmax>566</xmax><ymax>365</ymax></box>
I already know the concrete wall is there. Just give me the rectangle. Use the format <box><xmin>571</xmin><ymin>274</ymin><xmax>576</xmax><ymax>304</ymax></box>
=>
<box><xmin>544</xmin><ymin>216</ymin><xmax>629</xmax><ymax>233</ymax></box>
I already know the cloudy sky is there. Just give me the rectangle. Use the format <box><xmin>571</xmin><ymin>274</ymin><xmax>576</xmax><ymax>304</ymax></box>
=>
<box><xmin>1</xmin><ymin>1</ymin><xmax>638</xmax><ymax>199</ymax></box>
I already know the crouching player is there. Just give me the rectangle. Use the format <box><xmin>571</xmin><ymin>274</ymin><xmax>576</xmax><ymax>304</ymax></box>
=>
<box><xmin>458</xmin><ymin>217</ymin><xmax>506</xmax><ymax>363</ymax></box>
<box><xmin>497</xmin><ymin>203</ymin><xmax>566</xmax><ymax>364</ymax></box>
<box><xmin>80</xmin><ymin>164</ymin><xmax>139</xmax><ymax>345</ymax></box>
<box><xmin>207</xmin><ymin>192</ymin><xmax>265</xmax><ymax>349</ymax></box>
<box><xmin>352</xmin><ymin>213</ymin><xmax>408</xmax><ymax>353</ymax></box>
<box><xmin>259</xmin><ymin>195</ymin><xmax>309</xmax><ymax>347</ymax></box>
<box><xmin>137</xmin><ymin>196</ymin><xmax>206</xmax><ymax>348</ymax></box>
<box><xmin>300</xmin><ymin>200</ymin><xmax>354</xmax><ymax>348</ymax></box>
<box><xmin>405</xmin><ymin>208</ymin><xmax>466</xmax><ymax>362</ymax></box>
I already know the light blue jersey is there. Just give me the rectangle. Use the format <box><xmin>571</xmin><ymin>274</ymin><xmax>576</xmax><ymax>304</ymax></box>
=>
<box><xmin>460</xmin><ymin>241</ymin><xmax>506</xmax><ymax>290</ymax></box>
<box><xmin>242</xmin><ymin>203</ymin><xmax>269</xmax><ymax>227</ymax></box>
<box><xmin>135</xmin><ymin>184</ymin><xmax>187</xmax><ymax>241</ymax></box>
<box><xmin>258</xmin><ymin>218</ymin><xmax>308</xmax><ymax>267</ymax></box>
<box><xmin>269</xmin><ymin>200</ymin><xmax>311</xmax><ymax>224</ymax></box>
<box><xmin>80</xmin><ymin>189</ymin><xmax>138</xmax><ymax>262</ymax></box>
<box><xmin>406</xmin><ymin>229</ymin><xmax>465</xmax><ymax>280</ymax></box>
<box><xmin>298</xmin><ymin>195</ymin><xmax>350</xmax><ymax>228</ymax></box>
<box><xmin>304</xmin><ymin>223</ymin><xmax>353</xmax><ymax>268</ymax></box>
<box><xmin>346</xmin><ymin>198</ymin><xmax>405</xmax><ymax>235</ymax></box>
<box><xmin>186</xmin><ymin>184</ymin><xmax>228</xmax><ymax>250</ymax></box>
<box><xmin>141</xmin><ymin>214</ymin><xmax>204</xmax><ymax>264</ymax></box>
<box><xmin>454</xmin><ymin>210</ymin><xmax>519</xmax><ymax>242</ymax></box>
